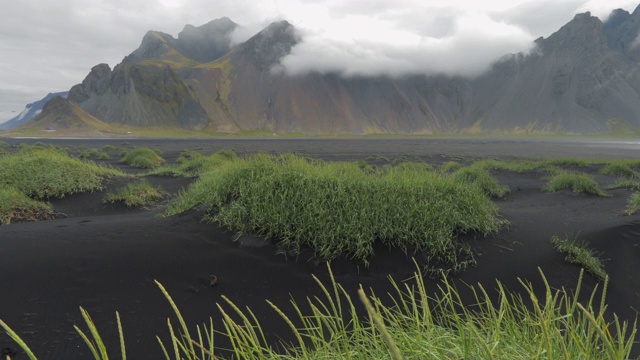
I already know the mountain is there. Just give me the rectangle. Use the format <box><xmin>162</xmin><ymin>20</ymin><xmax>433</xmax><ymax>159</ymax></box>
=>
<box><xmin>18</xmin><ymin>8</ymin><xmax>640</xmax><ymax>135</ymax></box>
<box><xmin>0</xmin><ymin>91</ymin><xmax>68</xmax><ymax>130</ymax></box>
<box><xmin>13</xmin><ymin>96</ymin><xmax>116</xmax><ymax>136</ymax></box>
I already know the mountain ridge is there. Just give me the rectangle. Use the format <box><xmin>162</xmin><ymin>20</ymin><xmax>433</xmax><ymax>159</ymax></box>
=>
<box><xmin>11</xmin><ymin>7</ymin><xmax>640</xmax><ymax>136</ymax></box>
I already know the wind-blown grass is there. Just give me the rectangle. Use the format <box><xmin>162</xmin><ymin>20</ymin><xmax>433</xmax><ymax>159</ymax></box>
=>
<box><xmin>624</xmin><ymin>192</ymin><xmax>640</xmax><ymax>215</ymax></box>
<box><xmin>0</xmin><ymin>147</ymin><xmax>124</xmax><ymax>199</ymax></box>
<box><xmin>149</xmin><ymin>150</ymin><xmax>237</xmax><ymax>177</ymax></box>
<box><xmin>543</xmin><ymin>171</ymin><xmax>609</xmax><ymax>196</ymax></box>
<box><xmin>607</xmin><ymin>178</ymin><xmax>640</xmax><ymax>191</ymax></box>
<box><xmin>120</xmin><ymin>147</ymin><xmax>166</xmax><ymax>169</ymax></box>
<box><xmin>167</xmin><ymin>153</ymin><xmax>504</xmax><ymax>268</ymax></box>
<box><xmin>1</xmin><ymin>266</ymin><xmax>636</xmax><ymax>359</ymax></box>
<box><xmin>551</xmin><ymin>235</ymin><xmax>607</xmax><ymax>280</ymax></box>
<box><xmin>599</xmin><ymin>163</ymin><xmax>640</xmax><ymax>179</ymax></box>
<box><xmin>0</xmin><ymin>187</ymin><xmax>53</xmax><ymax>224</ymax></box>
<box><xmin>449</xmin><ymin>166</ymin><xmax>510</xmax><ymax>198</ymax></box>
<box><xmin>103</xmin><ymin>181</ymin><xmax>164</xmax><ymax>208</ymax></box>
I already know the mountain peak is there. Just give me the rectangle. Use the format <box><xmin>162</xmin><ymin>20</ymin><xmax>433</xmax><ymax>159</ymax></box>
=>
<box><xmin>233</xmin><ymin>20</ymin><xmax>298</xmax><ymax>71</ymax></box>
<box><xmin>540</xmin><ymin>11</ymin><xmax>605</xmax><ymax>55</ymax></box>
<box><xmin>175</xmin><ymin>17</ymin><xmax>238</xmax><ymax>62</ymax></box>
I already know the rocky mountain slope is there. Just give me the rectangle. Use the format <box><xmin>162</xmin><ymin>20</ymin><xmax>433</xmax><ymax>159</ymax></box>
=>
<box><xmin>17</xmin><ymin>7</ymin><xmax>640</xmax><ymax>135</ymax></box>
<box><xmin>0</xmin><ymin>91</ymin><xmax>68</xmax><ymax>130</ymax></box>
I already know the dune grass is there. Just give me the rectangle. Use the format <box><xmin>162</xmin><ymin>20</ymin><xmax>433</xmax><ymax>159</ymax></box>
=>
<box><xmin>0</xmin><ymin>187</ymin><xmax>53</xmax><ymax>225</ymax></box>
<box><xmin>103</xmin><ymin>180</ymin><xmax>164</xmax><ymax>208</ymax></box>
<box><xmin>543</xmin><ymin>171</ymin><xmax>609</xmax><ymax>196</ymax></box>
<box><xmin>0</xmin><ymin>147</ymin><xmax>124</xmax><ymax>199</ymax></box>
<box><xmin>551</xmin><ymin>235</ymin><xmax>607</xmax><ymax>280</ymax></box>
<box><xmin>149</xmin><ymin>150</ymin><xmax>237</xmax><ymax>177</ymax></box>
<box><xmin>1</xmin><ymin>266</ymin><xmax>636</xmax><ymax>359</ymax></box>
<box><xmin>440</xmin><ymin>160</ymin><xmax>463</xmax><ymax>173</ymax></box>
<box><xmin>624</xmin><ymin>192</ymin><xmax>640</xmax><ymax>215</ymax></box>
<box><xmin>79</xmin><ymin>148</ymin><xmax>111</xmax><ymax>160</ymax></box>
<box><xmin>449</xmin><ymin>165</ymin><xmax>510</xmax><ymax>198</ymax></box>
<box><xmin>599</xmin><ymin>163</ymin><xmax>640</xmax><ymax>179</ymax></box>
<box><xmin>120</xmin><ymin>147</ymin><xmax>166</xmax><ymax>169</ymax></box>
<box><xmin>607</xmin><ymin>178</ymin><xmax>640</xmax><ymax>191</ymax></box>
<box><xmin>166</xmin><ymin>153</ymin><xmax>504</xmax><ymax>269</ymax></box>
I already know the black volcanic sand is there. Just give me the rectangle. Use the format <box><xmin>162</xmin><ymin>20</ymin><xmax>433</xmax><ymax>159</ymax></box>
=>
<box><xmin>1</xmin><ymin>138</ymin><xmax>640</xmax><ymax>359</ymax></box>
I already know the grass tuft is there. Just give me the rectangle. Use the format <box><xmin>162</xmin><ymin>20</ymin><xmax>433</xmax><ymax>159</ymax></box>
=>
<box><xmin>0</xmin><ymin>147</ymin><xmax>124</xmax><ymax>199</ymax></box>
<box><xmin>449</xmin><ymin>166</ymin><xmax>510</xmax><ymax>198</ymax></box>
<box><xmin>599</xmin><ymin>163</ymin><xmax>640</xmax><ymax>179</ymax></box>
<box><xmin>0</xmin><ymin>188</ymin><xmax>53</xmax><ymax>224</ymax></box>
<box><xmin>543</xmin><ymin>171</ymin><xmax>609</xmax><ymax>196</ymax></box>
<box><xmin>551</xmin><ymin>235</ymin><xmax>607</xmax><ymax>279</ymax></box>
<box><xmin>121</xmin><ymin>147</ymin><xmax>166</xmax><ymax>169</ymax></box>
<box><xmin>624</xmin><ymin>192</ymin><xmax>640</xmax><ymax>215</ymax></box>
<box><xmin>103</xmin><ymin>181</ymin><xmax>164</xmax><ymax>208</ymax></box>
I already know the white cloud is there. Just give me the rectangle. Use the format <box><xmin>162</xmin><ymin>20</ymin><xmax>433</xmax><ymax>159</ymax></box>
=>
<box><xmin>281</xmin><ymin>8</ymin><xmax>535</xmax><ymax>77</ymax></box>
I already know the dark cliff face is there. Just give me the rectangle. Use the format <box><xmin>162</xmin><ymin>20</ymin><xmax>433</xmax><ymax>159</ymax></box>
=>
<box><xmin>42</xmin><ymin>7</ymin><xmax>640</xmax><ymax>135</ymax></box>
<box><xmin>69</xmin><ymin>62</ymin><xmax>209</xmax><ymax>129</ymax></box>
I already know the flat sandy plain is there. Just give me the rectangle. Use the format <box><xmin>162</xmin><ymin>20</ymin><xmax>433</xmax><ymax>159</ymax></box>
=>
<box><xmin>1</xmin><ymin>137</ymin><xmax>639</xmax><ymax>359</ymax></box>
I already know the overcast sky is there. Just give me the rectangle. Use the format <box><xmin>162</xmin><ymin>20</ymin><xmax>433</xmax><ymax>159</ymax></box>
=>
<box><xmin>0</xmin><ymin>0</ymin><xmax>638</xmax><ymax>122</ymax></box>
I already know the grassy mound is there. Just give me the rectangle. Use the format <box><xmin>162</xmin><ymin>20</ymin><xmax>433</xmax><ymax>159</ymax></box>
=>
<box><xmin>0</xmin><ymin>147</ymin><xmax>124</xmax><ymax>199</ymax></box>
<box><xmin>104</xmin><ymin>180</ymin><xmax>164</xmax><ymax>208</ymax></box>
<box><xmin>120</xmin><ymin>147</ymin><xmax>166</xmax><ymax>168</ymax></box>
<box><xmin>167</xmin><ymin>154</ymin><xmax>504</xmax><ymax>267</ymax></box>
<box><xmin>543</xmin><ymin>171</ymin><xmax>608</xmax><ymax>196</ymax></box>
<box><xmin>0</xmin><ymin>188</ymin><xmax>53</xmax><ymax>224</ymax></box>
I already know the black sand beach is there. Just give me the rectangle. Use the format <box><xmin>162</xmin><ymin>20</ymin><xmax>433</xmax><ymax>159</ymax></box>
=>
<box><xmin>1</xmin><ymin>138</ymin><xmax>639</xmax><ymax>359</ymax></box>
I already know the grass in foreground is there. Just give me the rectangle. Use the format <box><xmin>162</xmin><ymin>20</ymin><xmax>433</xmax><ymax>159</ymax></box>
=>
<box><xmin>103</xmin><ymin>181</ymin><xmax>164</xmax><ymax>208</ymax></box>
<box><xmin>1</xmin><ymin>266</ymin><xmax>636</xmax><ymax>359</ymax></box>
<box><xmin>0</xmin><ymin>147</ymin><xmax>124</xmax><ymax>199</ymax></box>
<box><xmin>0</xmin><ymin>188</ymin><xmax>53</xmax><ymax>225</ymax></box>
<box><xmin>166</xmin><ymin>153</ymin><xmax>505</xmax><ymax>269</ymax></box>
<box><xmin>543</xmin><ymin>171</ymin><xmax>609</xmax><ymax>196</ymax></box>
<box><xmin>120</xmin><ymin>147</ymin><xmax>166</xmax><ymax>169</ymax></box>
<box><xmin>551</xmin><ymin>235</ymin><xmax>607</xmax><ymax>280</ymax></box>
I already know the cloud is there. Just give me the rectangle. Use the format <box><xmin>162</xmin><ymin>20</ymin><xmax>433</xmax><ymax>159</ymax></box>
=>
<box><xmin>280</xmin><ymin>8</ymin><xmax>535</xmax><ymax>77</ymax></box>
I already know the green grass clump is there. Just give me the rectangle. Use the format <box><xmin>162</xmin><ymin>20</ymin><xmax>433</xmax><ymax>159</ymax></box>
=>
<box><xmin>2</xmin><ymin>266</ymin><xmax>636</xmax><ymax>359</ymax></box>
<box><xmin>607</xmin><ymin>178</ymin><xmax>640</xmax><ymax>191</ymax></box>
<box><xmin>120</xmin><ymin>147</ymin><xmax>166</xmax><ymax>169</ymax></box>
<box><xmin>0</xmin><ymin>187</ymin><xmax>53</xmax><ymax>224</ymax></box>
<box><xmin>449</xmin><ymin>166</ymin><xmax>510</xmax><ymax>198</ymax></box>
<box><xmin>104</xmin><ymin>180</ymin><xmax>164</xmax><ymax>208</ymax></box>
<box><xmin>0</xmin><ymin>140</ymin><xmax>9</xmax><ymax>148</ymax></box>
<box><xmin>551</xmin><ymin>235</ymin><xmax>607</xmax><ymax>280</ymax></box>
<box><xmin>167</xmin><ymin>154</ymin><xmax>504</xmax><ymax>268</ymax></box>
<box><xmin>599</xmin><ymin>163</ymin><xmax>640</xmax><ymax>179</ymax></box>
<box><xmin>0</xmin><ymin>148</ymin><xmax>124</xmax><ymax>199</ymax></box>
<box><xmin>543</xmin><ymin>171</ymin><xmax>609</xmax><ymax>196</ymax></box>
<box><xmin>102</xmin><ymin>145</ymin><xmax>119</xmax><ymax>152</ymax></box>
<box><xmin>440</xmin><ymin>161</ymin><xmax>463</xmax><ymax>173</ymax></box>
<box><xmin>79</xmin><ymin>148</ymin><xmax>111</xmax><ymax>160</ymax></box>
<box><xmin>624</xmin><ymin>192</ymin><xmax>640</xmax><ymax>215</ymax></box>
<box><xmin>150</xmin><ymin>150</ymin><xmax>237</xmax><ymax>177</ymax></box>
